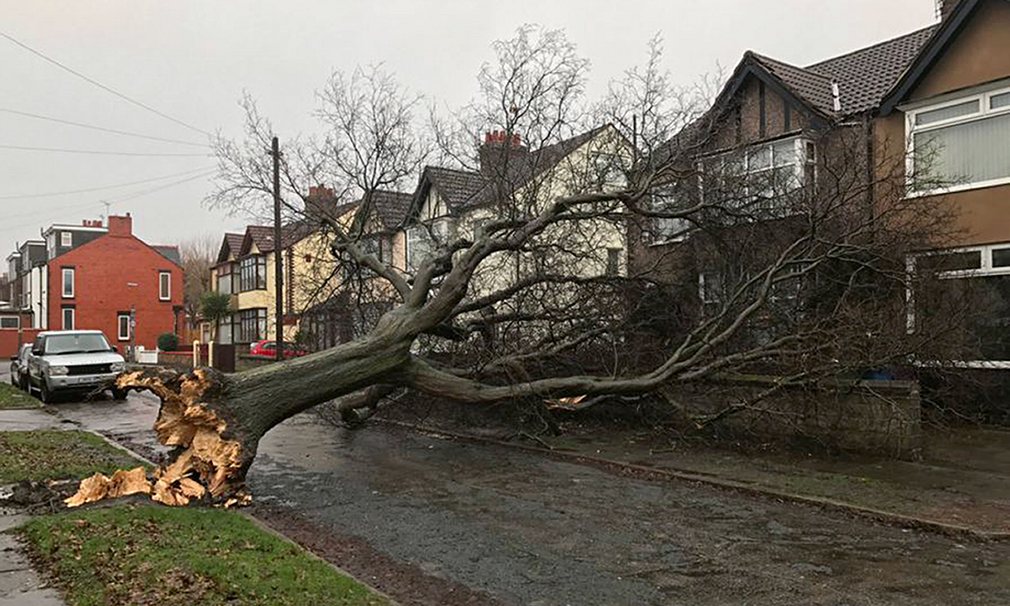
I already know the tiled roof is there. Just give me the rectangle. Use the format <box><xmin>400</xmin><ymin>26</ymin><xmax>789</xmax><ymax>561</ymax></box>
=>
<box><xmin>742</xmin><ymin>25</ymin><xmax>938</xmax><ymax>118</ymax></box>
<box><xmin>418</xmin><ymin>125</ymin><xmax>612</xmax><ymax>214</ymax></box>
<box><xmin>805</xmin><ymin>25</ymin><xmax>939</xmax><ymax>115</ymax></box>
<box><xmin>367</xmin><ymin>190</ymin><xmax>414</xmax><ymax>231</ymax></box>
<box><xmin>152</xmin><ymin>245</ymin><xmax>181</xmax><ymax>265</ymax></box>
<box><xmin>424</xmin><ymin>166</ymin><xmax>487</xmax><ymax>211</ymax></box>
<box><xmin>225</xmin><ymin>233</ymin><xmax>244</xmax><ymax>254</ymax></box>
<box><xmin>750</xmin><ymin>53</ymin><xmax>836</xmax><ymax>114</ymax></box>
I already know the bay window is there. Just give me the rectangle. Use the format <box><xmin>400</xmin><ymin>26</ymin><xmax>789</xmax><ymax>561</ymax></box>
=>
<box><xmin>907</xmin><ymin>84</ymin><xmax>1010</xmax><ymax>194</ymax></box>
<box><xmin>701</xmin><ymin>136</ymin><xmax>814</xmax><ymax>217</ymax></box>
<box><xmin>239</xmin><ymin>255</ymin><xmax>267</xmax><ymax>291</ymax></box>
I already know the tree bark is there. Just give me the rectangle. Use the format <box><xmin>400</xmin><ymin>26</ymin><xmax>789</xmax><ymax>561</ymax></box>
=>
<box><xmin>69</xmin><ymin>333</ymin><xmax>413</xmax><ymax>507</ymax></box>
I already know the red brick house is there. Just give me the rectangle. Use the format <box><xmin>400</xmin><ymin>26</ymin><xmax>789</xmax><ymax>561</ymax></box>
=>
<box><xmin>46</xmin><ymin>214</ymin><xmax>184</xmax><ymax>351</ymax></box>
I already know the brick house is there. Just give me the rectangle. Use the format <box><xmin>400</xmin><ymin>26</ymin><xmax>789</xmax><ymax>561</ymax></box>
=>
<box><xmin>631</xmin><ymin>0</ymin><xmax>1010</xmax><ymax>365</ymax></box>
<box><xmin>46</xmin><ymin>214</ymin><xmax>184</xmax><ymax>351</ymax></box>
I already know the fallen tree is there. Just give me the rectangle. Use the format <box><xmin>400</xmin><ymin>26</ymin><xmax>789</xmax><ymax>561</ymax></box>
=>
<box><xmin>70</xmin><ymin>27</ymin><xmax>975</xmax><ymax>507</ymax></box>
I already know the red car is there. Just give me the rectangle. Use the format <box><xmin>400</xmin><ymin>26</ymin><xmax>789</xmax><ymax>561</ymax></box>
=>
<box><xmin>248</xmin><ymin>340</ymin><xmax>308</xmax><ymax>359</ymax></box>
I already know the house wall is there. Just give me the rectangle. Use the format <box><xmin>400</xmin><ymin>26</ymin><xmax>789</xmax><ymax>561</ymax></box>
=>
<box><xmin>45</xmin><ymin>220</ymin><xmax>183</xmax><ymax>350</ymax></box>
<box><xmin>710</xmin><ymin>77</ymin><xmax>812</xmax><ymax>152</ymax></box>
<box><xmin>874</xmin><ymin>0</ymin><xmax>1010</xmax><ymax>248</ymax></box>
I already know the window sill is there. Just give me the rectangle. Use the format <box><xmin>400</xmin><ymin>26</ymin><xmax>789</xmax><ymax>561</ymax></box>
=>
<box><xmin>906</xmin><ymin>176</ymin><xmax>1010</xmax><ymax>199</ymax></box>
<box><xmin>647</xmin><ymin>238</ymin><xmax>687</xmax><ymax>248</ymax></box>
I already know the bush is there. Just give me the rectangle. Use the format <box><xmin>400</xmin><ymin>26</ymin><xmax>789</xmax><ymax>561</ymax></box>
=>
<box><xmin>157</xmin><ymin>333</ymin><xmax>180</xmax><ymax>352</ymax></box>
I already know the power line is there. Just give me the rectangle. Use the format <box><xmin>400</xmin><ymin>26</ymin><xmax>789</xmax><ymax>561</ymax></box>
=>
<box><xmin>0</xmin><ymin>166</ymin><xmax>215</xmax><ymax>200</ymax></box>
<box><xmin>0</xmin><ymin>169</ymin><xmax>217</xmax><ymax>234</ymax></box>
<box><xmin>0</xmin><ymin>108</ymin><xmax>210</xmax><ymax>147</ymax></box>
<box><xmin>108</xmin><ymin>169</ymin><xmax>216</xmax><ymax>203</ymax></box>
<box><xmin>0</xmin><ymin>29</ymin><xmax>212</xmax><ymax>137</ymax></box>
<box><xmin>0</xmin><ymin>144</ymin><xmax>210</xmax><ymax>157</ymax></box>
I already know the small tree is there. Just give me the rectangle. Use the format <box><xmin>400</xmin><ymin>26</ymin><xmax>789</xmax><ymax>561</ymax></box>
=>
<box><xmin>157</xmin><ymin>333</ymin><xmax>180</xmax><ymax>352</ymax></box>
<box><xmin>200</xmin><ymin>292</ymin><xmax>233</xmax><ymax>341</ymax></box>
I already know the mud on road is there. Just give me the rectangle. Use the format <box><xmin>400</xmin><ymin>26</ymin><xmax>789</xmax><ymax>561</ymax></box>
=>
<box><xmin>53</xmin><ymin>396</ymin><xmax>1010</xmax><ymax>605</ymax></box>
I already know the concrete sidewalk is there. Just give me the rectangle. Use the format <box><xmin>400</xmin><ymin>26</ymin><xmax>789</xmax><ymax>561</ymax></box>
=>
<box><xmin>0</xmin><ymin>409</ymin><xmax>68</xmax><ymax>605</ymax></box>
<box><xmin>538</xmin><ymin>425</ymin><xmax>1010</xmax><ymax>536</ymax></box>
<box><xmin>0</xmin><ymin>510</ymin><xmax>63</xmax><ymax>606</ymax></box>
<box><xmin>0</xmin><ymin>409</ymin><xmax>65</xmax><ymax>432</ymax></box>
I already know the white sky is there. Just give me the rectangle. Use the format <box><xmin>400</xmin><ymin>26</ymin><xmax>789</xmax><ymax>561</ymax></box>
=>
<box><xmin>1</xmin><ymin>0</ymin><xmax>938</xmax><ymax>253</ymax></box>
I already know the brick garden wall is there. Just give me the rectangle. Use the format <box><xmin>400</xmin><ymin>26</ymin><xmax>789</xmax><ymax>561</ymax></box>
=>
<box><xmin>673</xmin><ymin>377</ymin><xmax>922</xmax><ymax>458</ymax></box>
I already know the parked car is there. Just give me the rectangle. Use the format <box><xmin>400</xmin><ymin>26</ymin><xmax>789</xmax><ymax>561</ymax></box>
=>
<box><xmin>9</xmin><ymin>343</ymin><xmax>32</xmax><ymax>391</ymax></box>
<box><xmin>248</xmin><ymin>340</ymin><xmax>308</xmax><ymax>359</ymax></box>
<box><xmin>26</xmin><ymin>330</ymin><xmax>127</xmax><ymax>403</ymax></box>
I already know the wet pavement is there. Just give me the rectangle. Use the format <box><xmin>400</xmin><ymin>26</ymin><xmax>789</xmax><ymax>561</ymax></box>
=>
<box><xmin>49</xmin><ymin>394</ymin><xmax>1010</xmax><ymax>605</ymax></box>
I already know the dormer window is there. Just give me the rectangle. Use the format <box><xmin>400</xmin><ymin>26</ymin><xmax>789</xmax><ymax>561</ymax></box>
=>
<box><xmin>60</xmin><ymin>232</ymin><xmax>72</xmax><ymax>247</ymax></box>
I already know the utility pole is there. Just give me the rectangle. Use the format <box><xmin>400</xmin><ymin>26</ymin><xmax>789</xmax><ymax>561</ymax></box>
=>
<box><xmin>270</xmin><ymin>136</ymin><xmax>284</xmax><ymax>362</ymax></box>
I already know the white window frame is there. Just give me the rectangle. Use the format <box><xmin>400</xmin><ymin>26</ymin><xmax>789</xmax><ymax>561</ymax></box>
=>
<box><xmin>117</xmin><ymin>313</ymin><xmax>131</xmax><ymax>341</ymax></box>
<box><xmin>698</xmin><ymin>135</ymin><xmax>814</xmax><ymax>213</ymax></box>
<box><xmin>62</xmin><ymin>307</ymin><xmax>75</xmax><ymax>330</ymax></box>
<box><xmin>61</xmin><ymin>268</ymin><xmax>74</xmax><ymax>298</ymax></box>
<box><xmin>905</xmin><ymin>83</ymin><xmax>1010</xmax><ymax>197</ymax></box>
<box><xmin>906</xmin><ymin>242</ymin><xmax>1010</xmax><ymax>366</ymax></box>
<box><xmin>159</xmin><ymin>271</ymin><xmax>171</xmax><ymax>301</ymax></box>
<box><xmin>60</xmin><ymin>232</ymin><xmax>72</xmax><ymax>247</ymax></box>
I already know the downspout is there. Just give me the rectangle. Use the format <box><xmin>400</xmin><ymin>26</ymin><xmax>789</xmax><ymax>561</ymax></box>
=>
<box><xmin>864</xmin><ymin>111</ymin><xmax>876</xmax><ymax>241</ymax></box>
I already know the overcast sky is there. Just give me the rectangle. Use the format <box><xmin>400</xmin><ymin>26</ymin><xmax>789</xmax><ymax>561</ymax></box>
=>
<box><xmin>1</xmin><ymin>0</ymin><xmax>938</xmax><ymax>254</ymax></box>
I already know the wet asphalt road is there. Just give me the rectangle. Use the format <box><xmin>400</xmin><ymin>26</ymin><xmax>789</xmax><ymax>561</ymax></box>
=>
<box><xmin>50</xmin><ymin>394</ymin><xmax>1010</xmax><ymax>606</ymax></box>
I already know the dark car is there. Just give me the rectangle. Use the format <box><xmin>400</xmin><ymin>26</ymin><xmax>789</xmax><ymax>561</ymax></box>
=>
<box><xmin>248</xmin><ymin>340</ymin><xmax>308</xmax><ymax>359</ymax></box>
<box><xmin>9</xmin><ymin>343</ymin><xmax>32</xmax><ymax>391</ymax></box>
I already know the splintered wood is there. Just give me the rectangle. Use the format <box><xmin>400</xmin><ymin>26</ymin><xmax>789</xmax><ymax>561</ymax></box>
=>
<box><xmin>65</xmin><ymin>368</ymin><xmax>249</xmax><ymax>509</ymax></box>
<box><xmin>64</xmin><ymin>467</ymin><xmax>151</xmax><ymax>507</ymax></box>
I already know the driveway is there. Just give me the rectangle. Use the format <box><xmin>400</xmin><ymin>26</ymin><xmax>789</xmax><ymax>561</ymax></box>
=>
<box><xmin>51</xmin><ymin>394</ymin><xmax>1010</xmax><ymax>606</ymax></box>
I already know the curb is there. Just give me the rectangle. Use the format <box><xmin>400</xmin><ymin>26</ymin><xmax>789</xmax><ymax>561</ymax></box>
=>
<box><xmin>375</xmin><ymin>419</ymin><xmax>1010</xmax><ymax>543</ymax></box>
<box><xmin>239</xmin><ymin>512</ymin><xmax>399</xmax><ymax>606</ymax></box>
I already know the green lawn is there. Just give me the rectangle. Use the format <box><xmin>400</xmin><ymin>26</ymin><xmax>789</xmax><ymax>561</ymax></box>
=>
<box><xmin>0</xmin><ymin>382</ymin><xmax>41</xmax><ymax>409</ymax></box>
<box><xmin>20</xmin><ymin>506</ymin><xmax>388</xmax><ymax>606</ymax></box>
<box><xmin>0</xmin><ymin>430</ymin><xmax>145</xmax><ymax>483</ymax></box>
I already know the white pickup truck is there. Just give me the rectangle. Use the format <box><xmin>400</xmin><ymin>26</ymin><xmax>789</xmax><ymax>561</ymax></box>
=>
<box><xmin>26</xmin><ymin>330</ymin><xmax>127</xmax><ymax>403</ymax></box>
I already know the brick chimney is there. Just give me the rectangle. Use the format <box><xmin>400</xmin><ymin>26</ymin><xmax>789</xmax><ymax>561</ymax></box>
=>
<box><xmin>108</xmin><ymin>213</ymin><xmax>132</xmax><ymax>237</ymax></box>
<box><xmin>305</xmin><ymin>185</ymin><xmax>337</xmax><ymax>220</ymax></box>
<box><xmin>938</xmin><ymin>0</ymin><xmax>962</xmax><ymax>20</ymax></box>
<box><xmin>478</xmin><ymin>130</ymin><xmax>529</xmax><ymax>176</ymax></box>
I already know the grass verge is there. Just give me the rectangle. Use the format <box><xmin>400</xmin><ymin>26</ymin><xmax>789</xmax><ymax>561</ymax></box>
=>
<box><xmin>0</xmin><ymin>381</ymin><xmax>41</xmax><ymax>409</ymax></box>
<box><xmin>20</xmin><ymin>505</ymin><xmax>388</xmax><ymax>606</ymax></box>
<box><xmin>0</xmin><ymin>430</ymin><xmax>145</xmax><ymax>483</ymax></box>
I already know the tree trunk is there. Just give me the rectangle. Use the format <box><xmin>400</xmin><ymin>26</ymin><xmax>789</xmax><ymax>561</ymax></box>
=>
<box><xmin>76</xmin><ymin>334</ymin><xmax>413</xmax><ymax>507</ymax></box>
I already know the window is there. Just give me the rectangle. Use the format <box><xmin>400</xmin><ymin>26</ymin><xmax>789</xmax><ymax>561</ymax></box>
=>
<box><xmin>159</xmin><ymin>271</ymin><xmax>171</xmax><ymax>301</ymax></box>
<box><xmin>406</xmin><ymin>219</ymin><xmax>452</xmax><ymax>272</ymax></box>
<box><xmin>907</xmin><ymin>84</ymin><xmax>1010</xmax><ymax>194</ymax></box>
<box><xmin>699</xmin><ymin>272</ymin><xmax>724</xmax><ymax>305</ymax></box>
<box><xmin>700</xmin><ymin>136</ymin><xmax>814</xmax><ymax>217</ymax></box>
<box><xmin>914</xmin><ymin>243</ymin><xmax>1010</xmax><ymax>279</ymax></box>
<box><xmin>606</xmin><ymin>248</ymin><xmax>622</xmax><ymax>276</ymax></box>
<box><xmin>60</xmin><ymin>232</ymin><xmax>72</xmax><ymax>247</ymax></box>
<box><xmin>649</xmin><ymin>184</ymin><xmax>694</xmax><ymax>244</ymax></box>
<box><xmin>0</xmin><ymin>316</ymin><xmax>19</xmax><ymax>329</ymax></box>
<box><xmin>216</xmin><ymin>263</ymin><xmax>236</xmax><ymax>295</ymax></box>
<box><xmin>239</xmin><ymin>256</ymin><xmax>267</xmax><ymax>291</ymax></box>
<box><xmin>118</xmin><ymin>313</ymin><xmax>131</xmax><ymax>341</ymax></box>
<box><xmin>237</xmin><ymin>308</ymin><xmax>267</xmax><ymax>342</ymax></box>
<box><xmin>61</xmin><ymin>267</ymin><xmax>74</xmax><ymax>298</ymax></box>
<box><xmin>61</xmin><ymin>306</ymin><xmax>75</xmax><ymax>330</ymax></box>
